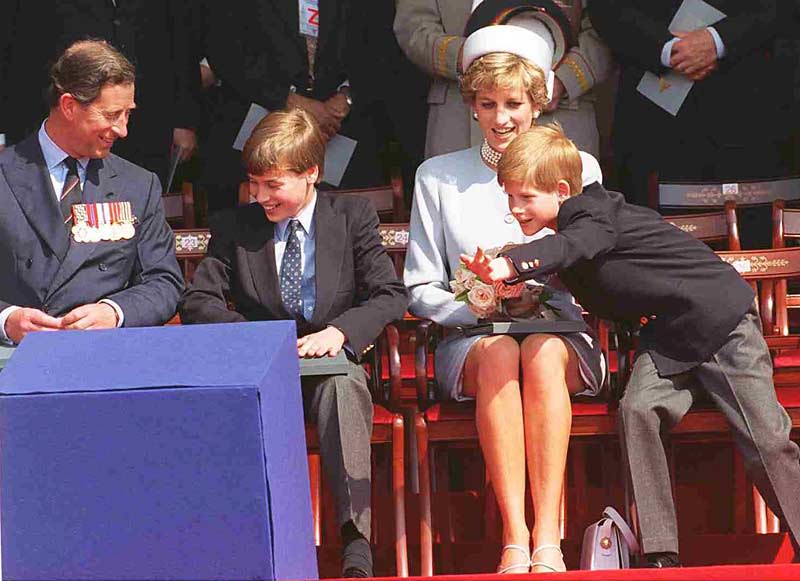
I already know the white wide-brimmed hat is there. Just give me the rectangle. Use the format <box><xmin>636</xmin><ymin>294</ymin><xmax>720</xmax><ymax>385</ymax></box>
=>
<box><xmin>462</xmin><ymin>0</ymin><xmax>573</xmax><ymax>100</ymax></box>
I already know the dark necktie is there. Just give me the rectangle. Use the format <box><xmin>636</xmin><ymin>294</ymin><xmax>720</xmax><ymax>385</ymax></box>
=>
<box><xmin>61</xmin><ymin>157</ymin><xmax>83</xmax><ymax>231</ymax></box>
<box><xmin>279</xmin><ymin>219</ymin><xmax>304</xmax><ymax>319</ymax></box>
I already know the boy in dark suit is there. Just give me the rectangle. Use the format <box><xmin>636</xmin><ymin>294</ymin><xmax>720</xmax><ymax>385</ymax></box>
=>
<box><xmin>179</xmin><ymin>109</ymin><xmax>408</xmax><ymax>577</ymax></box>
<box><xmin>463</xmin><ymin>125</ymin><xmax>800</xmax><ymax>567</ymax></box>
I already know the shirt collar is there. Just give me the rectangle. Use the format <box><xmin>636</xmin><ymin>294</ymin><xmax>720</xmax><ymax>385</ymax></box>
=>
<box><xmin>276</xmin><ymin>190</ymin><xmax>317</xmax><ymax>239</ymax></box>
<box><xmin>38</xmin><ymin>119</ymin><xmax>90</xmax><ymax>173</ymax></box>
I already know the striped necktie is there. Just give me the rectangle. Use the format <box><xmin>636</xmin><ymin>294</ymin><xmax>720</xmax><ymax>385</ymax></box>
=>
<box><xmin>61</xmin><ymin>157</ymin><xmax>83</xmax><ymax>231</ymax></box>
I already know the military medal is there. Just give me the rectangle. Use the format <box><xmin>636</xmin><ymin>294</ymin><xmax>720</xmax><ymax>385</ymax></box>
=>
<box><xmin>98</xmin><ymin>203</ymin><xmax>113</xmax><ymax>241</ymax></box>
<box><xmin>119</xmin><ymin>201</ymin><xmax>136</xmax><ymax>240</ymax></box>
<box><xmin>71</xmin><ymin>204</ymin><xmax>90</xmax><ymax>242</ymax></box>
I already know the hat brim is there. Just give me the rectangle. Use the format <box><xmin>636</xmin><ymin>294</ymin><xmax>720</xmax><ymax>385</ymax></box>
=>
<box><xmin>464</xmin><ymin>0</ymin><xmax>574</xmax><ymax>68</ymax></box>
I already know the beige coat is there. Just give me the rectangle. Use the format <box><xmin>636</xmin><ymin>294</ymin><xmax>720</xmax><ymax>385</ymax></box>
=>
<box><xmin>394</xmin><ymin>0</ymin><xmax>613</xmax><ymax>158</ymax></box>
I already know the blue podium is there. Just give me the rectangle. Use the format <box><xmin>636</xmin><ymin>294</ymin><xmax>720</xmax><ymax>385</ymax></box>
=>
<box><xmin>0</xmin><ymin>322</ymin><xmax>318</xmax><ymax>581</ymax></box>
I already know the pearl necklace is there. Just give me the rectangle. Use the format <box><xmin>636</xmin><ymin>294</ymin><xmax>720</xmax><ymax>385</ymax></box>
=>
<box><xmin>480</xmin><ymin>139</ymin><xmax>502</xmax><ymax>168</ymax></box>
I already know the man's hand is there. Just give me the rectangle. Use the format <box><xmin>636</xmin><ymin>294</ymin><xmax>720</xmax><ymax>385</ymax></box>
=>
<box><xmin>325</xmin><ymin>91</ymin><xmax>351</xmax><ymax>121</ymax></box>
<box><xmin>297</xmin><ymin>326</ymin><xmax>346</xmax><ymax>358</ymax></box>
<box><xmin>544</xmin><ymin>77</ymin><xmax>566</xmax><ymax>113</ymax></box>
<box><xmin>60</xmin><ymin>303</ymin><xmax>118</xmax><ymax>331</ymax></box>
<box><xmin>5</xmin><ymin>308</ymin><xmax>63</xmax><ymax>344</ymax></box>
<box><xmin>687</xmin><ymin>60</ymin><xmax>718</xmax><ymax>81</ymax></box>
<box><xmin>670</xmin><ymin>29</ymin><xmax>718</xmax><ymax>77</ymax></box>
<box><xmin>200</xmin><ymin>62</ymin><xmax>217</xmax><ymax>89</ymax></box>
<box><xmin>0</xmin><ymin>144</ymin><xmax>5</xmax><ymax>153</ymax></box>
<box><xmin>287</xmin><ymin>93</ymin><xmax>341</xmax><ymax>140</ymax></box>
<box><xmin>172</xmin><ymin>128</ymin><xmax>197</xmax><ymax>162</ymax></box>
<box><xmin>460</xmin><ymin>247</ymin><xmax>518</xmax><ymax>283</ymax></box>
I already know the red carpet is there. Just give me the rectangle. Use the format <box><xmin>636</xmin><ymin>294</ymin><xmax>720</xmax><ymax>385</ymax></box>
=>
<box><xmin>338</xmin><ymin>563</ymin><xmax>800</xmax><ymax>581</ymax></box>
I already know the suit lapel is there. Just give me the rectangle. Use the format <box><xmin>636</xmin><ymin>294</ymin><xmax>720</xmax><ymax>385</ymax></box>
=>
<box><xmin>5</xmin><ymin>135</ymin><xmax>70</xmax><ymax>262</ymax></box>
<box><xmin>243</xmin><ymin>216</ymin><xmax>293</xmax><ymax>319</ymax></box>
<box><xmin>46</xmin><ymin>157</ymin><xmax>115</xmax><ymax>298</ymax></box>
<box><xmin>309</xmin><ymin>193</ymin><xmax>345</xmax><ymax>327</ymax></box>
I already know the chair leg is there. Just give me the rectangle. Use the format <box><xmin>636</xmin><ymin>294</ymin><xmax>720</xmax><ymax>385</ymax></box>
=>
<box><xmin>435</xmin><ymin>448</ymin><xmax>455</xmax><ymax>573</ymax></box>
<box><xmin>753</xmin><ymin>486</ymin><xmax>781</xmax><ymax>534</ymax></box>
<box><xmin>307</xmin><ymin>452</ymin><xmax>322</xmax><ymax>547</ymax></box>
<box><xmin>392</xmin><ymin>414</ymin><xmax>409</xmax><ymax>577</ymax></box>
<box><xmin>415</xmin><ymin>413</ymin><xmax>434</xmax><ymax>577</ymax></box>
<box><xmin>570</xmin><ymin>441</ymin><xmax>589</xmax><ymax>541</ymax></box>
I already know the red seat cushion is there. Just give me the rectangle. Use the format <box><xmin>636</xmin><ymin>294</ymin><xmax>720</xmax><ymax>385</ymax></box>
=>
<box><xmin>776</xmin><ymin>387</ymin><xmax>800</xmax><ymax>409</ymax></box>
<box><xmin>774</xmin><ymin>349</ymin><xmax>800</xmax><ymax>368</ymax></box>
<box><xmin>424</xmin><ymin>400</ymin><xmax>615</xmax><ymax>422</ymax></box>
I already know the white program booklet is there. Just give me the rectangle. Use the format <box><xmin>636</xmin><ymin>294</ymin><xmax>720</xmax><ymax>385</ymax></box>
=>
<box><xmin>233</xmin><ymin>102</ymin><xmax>357</xmax><ymax>187</ymax></box>
<box><xmin>637</xmin><ymin>0</ymin><xmax>726</xmax><ymax>116</ymax></box>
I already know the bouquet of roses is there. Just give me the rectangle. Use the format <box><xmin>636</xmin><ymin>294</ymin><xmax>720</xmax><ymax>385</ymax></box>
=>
<box><xmin>450</xmin><ymin>246</ymin><xmax>559</xmax><ymax>320</ymax></box>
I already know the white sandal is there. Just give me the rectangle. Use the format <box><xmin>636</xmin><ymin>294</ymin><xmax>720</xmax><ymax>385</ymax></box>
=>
<box><xmin>496</xmin><ymin>544</ymin><xmax>532</xmax><ymax>574</ymax></box>
<box><xmin>531</xmin><ymin>544</ymin><xmax>565</xmax><ymax>573</ymax></box>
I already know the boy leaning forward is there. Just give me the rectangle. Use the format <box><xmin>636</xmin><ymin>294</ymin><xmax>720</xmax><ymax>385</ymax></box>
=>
<box><xmin>464</xmin><ymin>125</ymin><xmax>800</xmax><ymax>568</ymax></box>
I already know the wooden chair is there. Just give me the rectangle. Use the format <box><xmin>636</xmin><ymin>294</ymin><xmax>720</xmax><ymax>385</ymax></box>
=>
<box><xmin>413</xmin><ymin>317</ymin><xmax>622</xmax><ymax>575</ymax></box>
<box><xmin>665</xmin><ymin>200</ymin><xmax>741</xmax><ymax>251</ymax></box>
<box><xmin>652</xmin><ymin>176</ymin><xmax>800</xmax><ymax>212</ymax></box>
<box><xmin>655</xmin><ymin>248</ymin><xmax>800</xmax><ymax>537</ymax></box>
<box><xmin>171</xmin><ymin>227</ymin><xmax>410</xmax><ymax>576</ymax></box>
<box><xmin>163</xmin><ymin>182</ymin><xmax>197</xmax><ymax>228</ymax></box>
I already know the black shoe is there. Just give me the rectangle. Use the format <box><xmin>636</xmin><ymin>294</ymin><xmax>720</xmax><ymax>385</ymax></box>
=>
<box><xmin>638</xmin><ymin>552</ymin><xmax>681</xmax><ymax>568</ymax></box>
<box><xmin>342</xmin><ymin>537</ymin><xmax>373</xmax><ymax>578</ymax></box>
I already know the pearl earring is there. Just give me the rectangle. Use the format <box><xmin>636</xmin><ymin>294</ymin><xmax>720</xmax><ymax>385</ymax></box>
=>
<box><xmin>472</xmin><ymin>111</ymin><xmax>478</xmax><ymax>121</ymax></box>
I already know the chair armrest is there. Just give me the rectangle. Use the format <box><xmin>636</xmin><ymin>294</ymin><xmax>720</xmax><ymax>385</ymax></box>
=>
<box><xmin>415</xmin><ymin>319</ymin><xmax>444</xmax><ymax>409</ymax></box>
<box><xmin>384</xmin><ymin>323</ymin><xmax>403</xmax><ymax>408</ymax></box>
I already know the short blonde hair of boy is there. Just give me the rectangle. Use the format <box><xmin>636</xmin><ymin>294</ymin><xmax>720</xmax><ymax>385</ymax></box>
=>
<box><xmin>242</xmin><ymin>109</ymin><xmax>325</xmax><ymax>180</ymax></box>
<box><xmin>497</xmin><ymin>124</ymin><xmax>583</xmax><ymax>196</ymax></box>
<box><xmin>460</xmin><ymin>52</ymin><xmax>549</xmax><ymax>111</ymax></box>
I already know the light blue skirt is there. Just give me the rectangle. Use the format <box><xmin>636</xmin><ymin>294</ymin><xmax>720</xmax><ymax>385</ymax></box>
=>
<box><xmin>434</xmin><ymin>329</ymin><xmax>606</xmax><ymax>402</ymax></box>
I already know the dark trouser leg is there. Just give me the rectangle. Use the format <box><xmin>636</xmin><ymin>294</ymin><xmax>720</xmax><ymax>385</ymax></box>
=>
<box><xmin>619</xmin><ymin>353</ymin><xmax>697</xmax><ymax>554</ymax></box>
<box><xmin>694</xmin><ymin>310</ymin><xmax>800</xmax><ymax>549</ymax></box>
<box><xmin>303</xmin><ymin>361</ymin><xmax>373</xmax><ymax>539</ymax></box>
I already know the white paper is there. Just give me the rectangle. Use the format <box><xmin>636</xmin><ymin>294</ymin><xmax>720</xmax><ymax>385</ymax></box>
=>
<box><xmin>322</xmin><ymin>134</ymin><xmax>357</xmax><ymax>187</ymax></box>
<box><xmin>637</xmin><ymin>71</ymin><xmax>694</xmax><ymax>116</ymax></box>
<box><xmin>233</xmin><ymin>102</ymin><xmax>357</xmax><ymax>187</ymax></box>
<box><xmin>669</xmin><ymin>0</ymin><xmax>726</xmax><ymax>33</ymax></box>
<box><xmin>637</xmin><ymin>0</ymin><xmax>726</xmax><ymax>116</ymax></box>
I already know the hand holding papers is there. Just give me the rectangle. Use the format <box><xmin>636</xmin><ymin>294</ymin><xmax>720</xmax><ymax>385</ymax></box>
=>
<box><xmin>637</xmin><ymin>0</ymin><xmax>726</xmax><ymax>116</ymax></box>
<box><xmin>234</xmin><ymin>103</ymin><xmax>357</xmax><ymax>187</ymax></box>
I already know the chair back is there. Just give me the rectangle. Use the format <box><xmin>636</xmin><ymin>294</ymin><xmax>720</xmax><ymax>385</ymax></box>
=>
<box><xmin>654</xmin><ymin>176</ymin><xmax>800</xmax><ymax>210</ymax></box>
<box><xmin>336</xmin><ymin>176</ymin><xmax>407</xmax><ymax>222</ymax></box>
<box><xmin>665</xmin><ymin>200</ymin><xmax>740</xmax><ymax>250</ymax></box>
<box><xmin>378</xmin><ymin>223</ymin><xmax>410</xmax><ymax>277</ymax></box>
<box><xmin>717</xmin><ymin>247</ymin><xmax>800</xmax><ymax>336</ymax></box>
<box><xmin>163</xmin><ymin>182</ymin><xmax>196</xmax><ymax>228</ymax></box>
<box><xmin>174</xmin><ymin>228</ymin><xmax>211</xmax><ymax>283</ymax></box>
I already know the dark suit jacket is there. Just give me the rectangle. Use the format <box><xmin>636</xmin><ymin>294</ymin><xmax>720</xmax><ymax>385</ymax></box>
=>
<box><xmin>179</xmin><ymin>193</ymin><xmax>409</xmax><ymax>357</ymax></box>
<box><xmin>0</xmin><ymin>0</ymin><xmax>201</xmax><ymax>178</ymax></box>
<box><xmin>0</xmin><ymin>134</ymin><xmax>184</xmax><ymax>327</ymax></box>
<box><xmin>503</xmin><ymin>183</ymin><xmax>755</xmax><ymax>376</ymax></box>
<box><xmin>588</xmin><ymin>1</ymin><xmax>789</xmax><ymax>158</ymax></box>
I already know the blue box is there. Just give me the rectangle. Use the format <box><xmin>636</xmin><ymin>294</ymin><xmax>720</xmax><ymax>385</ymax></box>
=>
<box><xmin>0</xmin><ymin>322</ymin><xmax>317</xmax><ymax>581</ymax></box>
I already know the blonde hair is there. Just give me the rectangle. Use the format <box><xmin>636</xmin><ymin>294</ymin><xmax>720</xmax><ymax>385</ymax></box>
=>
<box><xmin>460</xmin><ymin>52</ymin><xmax>548</xmax><ymax>111</ymax></box>
<box><xmin>497</xmin><ymin>124</ymin><xmax>583</xmax><ymax>195</ymax></box>
<box><xmin>242</xmin><ymin>109</ymin><xmax>325</xmax><ymax>179</ymax></box>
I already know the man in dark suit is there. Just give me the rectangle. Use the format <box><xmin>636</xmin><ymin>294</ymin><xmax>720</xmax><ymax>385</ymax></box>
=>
<box><xmin>0</xmin><ymin>0</ymin><xmax>201</xmax><ymax>184</ymax></box>
<box><xmin>466</xmin><ymin>125</ymin><xmax>800</xmax><ymax>568</ymax></box>
<box><xmin>179</xmin><ymin>110</ymin><xmax>408</xmax><ymax>577</ymax></box>
<box><xmin>588</xmin><ymin>1</ymin><xmax>795</xmax><ymax>247</ymax></box>
<box><xmin>0</xmin><ymin>40</ymin><xmax>184</xmax><ymax>345</ymax></box>
<box><xmin>194</xmin><ymin>0</ymin><xmax>383</xmax><ymax>212</ymax></box>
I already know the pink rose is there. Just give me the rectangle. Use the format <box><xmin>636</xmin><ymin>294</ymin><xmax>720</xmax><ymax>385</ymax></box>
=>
<box><xmin>467</xmin><ymin>282</ymin><xmax>497</xmax><ymax>317</ymax></box>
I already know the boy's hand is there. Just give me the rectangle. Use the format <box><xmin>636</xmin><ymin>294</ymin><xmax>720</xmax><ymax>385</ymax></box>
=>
<box><xmin>298</xmin><ymin>326</ymin><xmax>346</xmax><ymax>358</ymax></box>
<box><xmin>460</xmin><ymin>247</ymin><xmax>518</xmax><ymax>283</ymax></box>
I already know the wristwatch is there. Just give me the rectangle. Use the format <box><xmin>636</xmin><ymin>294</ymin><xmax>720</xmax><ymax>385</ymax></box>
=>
<box><xmin>339</xmin><ymin>87</ymin><xmax>353</xmax><ymax>107</ymax></box>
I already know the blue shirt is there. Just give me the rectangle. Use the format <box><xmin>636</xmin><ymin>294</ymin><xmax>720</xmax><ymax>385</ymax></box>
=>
<box><xmin>274</xmin><ymin>192</ymin><xmax>317</xmax><ymax>321</ymax></box>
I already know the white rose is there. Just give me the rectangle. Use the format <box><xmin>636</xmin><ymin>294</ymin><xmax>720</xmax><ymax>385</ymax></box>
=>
<box><xmin>468</xmin><ymin>282</ymin><xmax>496</xmax><ymax>311</ymax></box>
<box><xmin>455</xmin><ymin>266</ymin><xmax>475</xmax><ymax>288</ymax></box>
<box><xmin>450</xmin><ymin>279</ymin><xmax>466</xmax><ymax>295</ymax></box>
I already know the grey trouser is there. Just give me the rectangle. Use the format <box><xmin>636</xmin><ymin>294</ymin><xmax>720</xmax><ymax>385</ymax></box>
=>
<box><xmin>619</xmin><ymin>309</ymin><xmax>800</xmax><ymax>554</ymax></box>
<box><xmin>302</xmin><ymin>360</ymin><xmax>373</xmax><ymax>539</ymax></box>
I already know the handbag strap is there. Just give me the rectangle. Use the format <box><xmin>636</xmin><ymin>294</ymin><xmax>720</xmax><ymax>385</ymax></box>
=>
<box><xmin>602</xmin><ymin>506</ymin><xmax>640</xmax><ymax>554</ymax></box>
